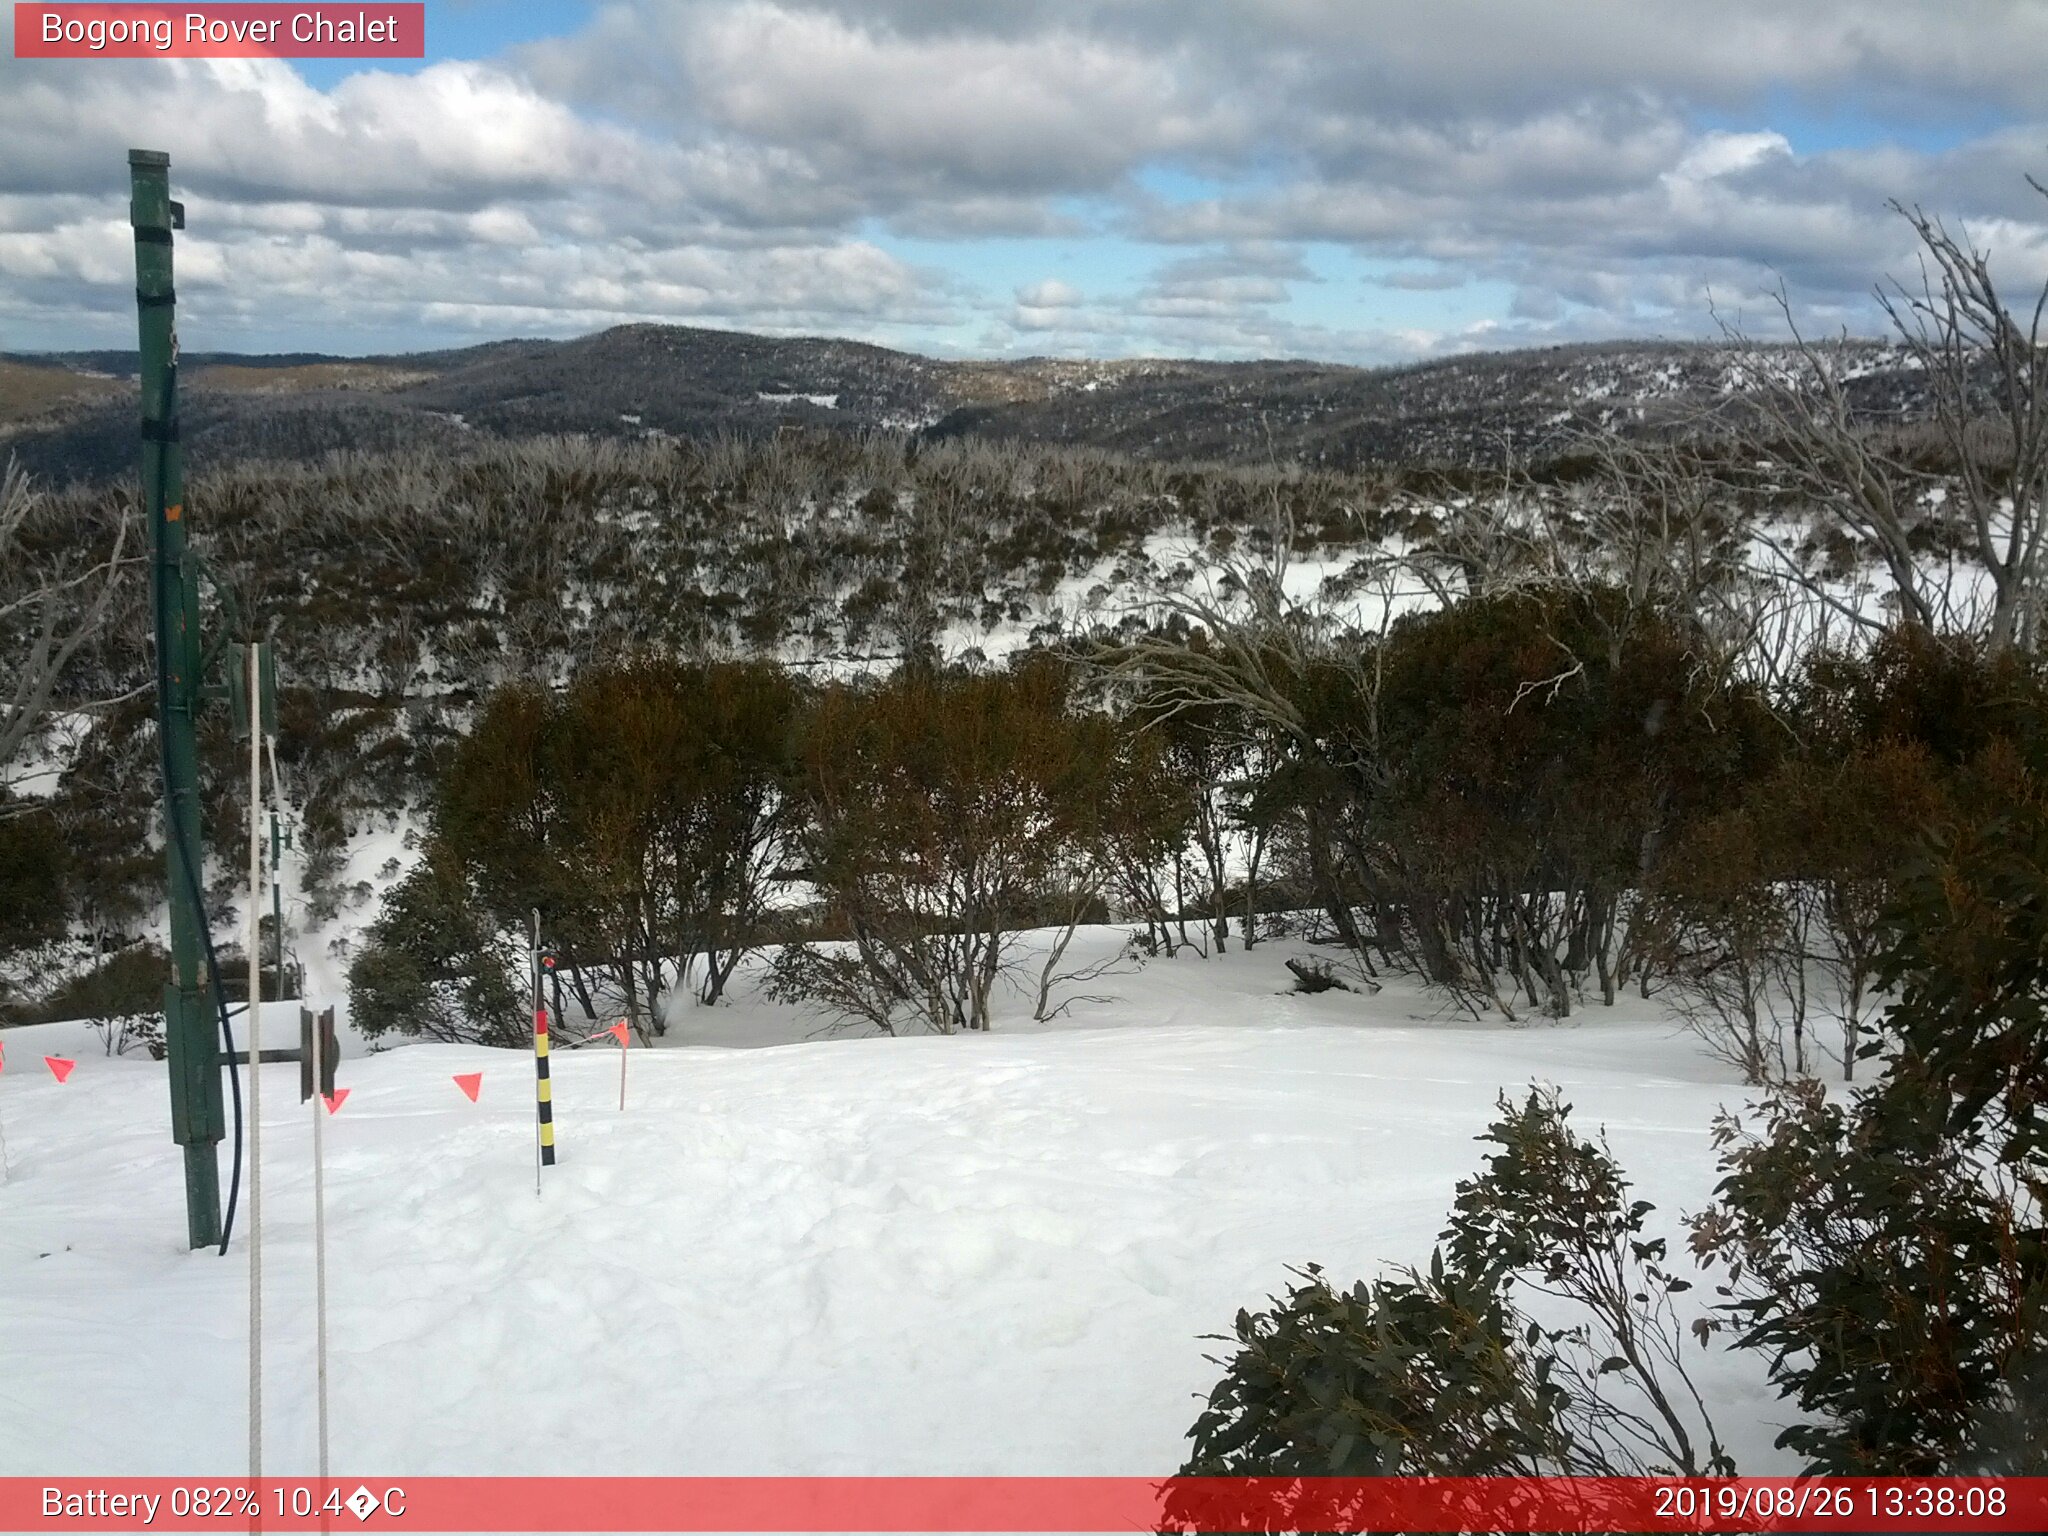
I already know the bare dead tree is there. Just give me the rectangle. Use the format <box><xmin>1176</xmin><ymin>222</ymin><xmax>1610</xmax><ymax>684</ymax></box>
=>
<box><xmin>1731</xmin><ymin>182</ymin><xmax>2048</xmax><ymax>652</ymax></box>
<box><xmin>1879</xmin><ymin>190</ymin><xmax>2048</xmax><ymax>652</ymax></box>
<box><xmin>0</xmin><ymin>460</ymin><xmax>134</xmax><ymax>798</ymax></box>
<box><xmin>1088</xmin><ymin>485</ymin><xmax>1345</xmax><ymax>741</ymax></box>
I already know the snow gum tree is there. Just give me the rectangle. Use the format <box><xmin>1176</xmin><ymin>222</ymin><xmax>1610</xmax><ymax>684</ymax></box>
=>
<box><xmin>771</xmin><ymin>659</ymin><xmax>1117</xmax><ymax>1034</ymax></box>
<box><xmin>1130</xmin><ymin>581</ymin><xmax>1768</xmax><ymax>1018</ymax></box>
<box><xmin>1094</xmin><ymin>721</ymin><xmax>1199</xmax><ymax>959</ymax></box>
<box><xmin>1355</xmin><ymin>585</ymin><xmax>1767</xmax><ymax>1017</ymax></box>
<box><xmin>347</xmin><ymin>850</ymin><xmax>526</xmax><ymax>1047</ymax></box>
<box><xmin>428</xmin><ymin>655</ymin><xmax>802</xmax><ymax>1037</ymax></box>
<box><xmin>1643</xmin><ymin>628</ymin><xmax>2048</xmax><ymax>1084</ymax></box>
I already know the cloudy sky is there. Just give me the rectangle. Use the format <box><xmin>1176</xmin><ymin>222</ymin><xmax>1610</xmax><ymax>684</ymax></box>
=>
<box><xmin>3</xmin><ymin>0</ymin><xmax>2046</xmax><ymax>363</ymax></box>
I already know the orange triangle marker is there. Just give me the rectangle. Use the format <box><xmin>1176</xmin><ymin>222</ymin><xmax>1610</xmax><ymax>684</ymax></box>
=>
<box><xmin>45</xmin><ymin>1056</ymin><xmax>75</xmax><ymax>1083</ymax></box>
<box><xmin>452</xmin><ymin>1072</ymin><xmax>482</xmax><ymax>1102</ymax></box>
<box><xmin>323</xmin><ymin>1089</ymin><xmax>350</xmax><ymax>1115</ymax></box>
<box><xmin>607</xmin><ymin>1020</ymin><xmax>629</xmax><ymax>1047</ymax></box>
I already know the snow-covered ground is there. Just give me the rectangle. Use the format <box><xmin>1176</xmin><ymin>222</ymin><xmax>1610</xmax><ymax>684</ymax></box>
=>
<box><xmin>0</xmin><ymin>930</ymin><xmax>1791</xmax><ymax>1477</ymax></box>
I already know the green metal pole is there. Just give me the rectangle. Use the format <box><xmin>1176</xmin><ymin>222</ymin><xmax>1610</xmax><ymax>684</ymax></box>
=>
<box><xmin>132</xmin><ymin>148</ymin><xmax>224</xmax><ymax>1250</ymax></box>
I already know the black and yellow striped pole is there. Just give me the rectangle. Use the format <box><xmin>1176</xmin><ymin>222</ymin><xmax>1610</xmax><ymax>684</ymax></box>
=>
<box><xmin>530</xmin><ymin>911</ymin><xmax>556</xmax><ymax>1190</ymax></box>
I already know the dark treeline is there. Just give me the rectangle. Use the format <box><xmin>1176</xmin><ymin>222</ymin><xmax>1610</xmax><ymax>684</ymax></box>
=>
<box><xmin>6</xmin><ymin>354</ymin><xmax>2027</xmax><ymax>1024</ymax></box>
<box><xmin>3</xmin><ymin>414</ymin><xmax>2044</xmax><ymax>1087</ymax></box>
<box><xmin>0</xmin><ymin>428</ymin><xmax>1413</xmax><ymax>1023</ymax></box>
<box><xmin>335</xmin><ymin>584</ymin><xmax>2048</xmax><ymax>1096</ymax></box>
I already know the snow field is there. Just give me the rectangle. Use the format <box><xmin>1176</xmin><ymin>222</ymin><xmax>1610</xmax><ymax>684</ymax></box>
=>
<box><xmin>0</xmin><ymin>932</ymin><xmax>1792</xmax><ymax>1477</ymax></box>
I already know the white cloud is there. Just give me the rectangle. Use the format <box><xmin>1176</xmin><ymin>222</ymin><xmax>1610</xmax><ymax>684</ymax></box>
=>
<box><xmin>1016</xmin><ymin>279</ymin><xmax>1082</xmax><ymax>308</ymax></box>
<box><xmin>1667</xmin><ymin>130</ymin><xmax>1795</xmax><ymax>184</ymax></box>
<box><xmin>1</xmin><ymin>0</ymin><xmax>2045</xmax><ymax>359</ymax></box>
<box><xmin>678</xmin><ymin>2</ymin><xmax>1221</xmax><ymax>189</ymax></box>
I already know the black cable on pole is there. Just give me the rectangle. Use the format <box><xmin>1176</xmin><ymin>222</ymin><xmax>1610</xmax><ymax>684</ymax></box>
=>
<box><xmin>151</xmin><ymin>363</ymin><xmax>245</xmax><ymax>1257</ymax></box>
<box><xmin>196</xmin><ymin>826</ymin><xmax>245</xmax><ymax>1259</ymax></box>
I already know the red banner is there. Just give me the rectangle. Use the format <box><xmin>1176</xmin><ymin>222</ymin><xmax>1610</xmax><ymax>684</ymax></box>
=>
<box><xmin>4</xmin><ymin>1476</ymin><xmax>2046</xmax><ymax>1532</ymax></box>
<box><xmin>14</xmin><ymin>4</ymin><xmax>425</xmax><ymax>58</ymax></box>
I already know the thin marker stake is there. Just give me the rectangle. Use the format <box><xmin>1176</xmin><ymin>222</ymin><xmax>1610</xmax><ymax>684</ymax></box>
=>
<box><xmin>535</xmin><ymin>1005</ymin><xmax>556</xmax><ymax>1179</ymax></box>
<box><xmin>531</xmin><ymin>911</ymin><xmax>555</xmax><ymax>1189</ymax></box>
<box><xmin>310</xmin><ymin>1009</ymin><xmax>331</xmax><ymax>1494</ymax></box>
<box><xmin>245</xmin><ymin>642</ymin><xmax>264</xmax><ymax>1493</ymax></box>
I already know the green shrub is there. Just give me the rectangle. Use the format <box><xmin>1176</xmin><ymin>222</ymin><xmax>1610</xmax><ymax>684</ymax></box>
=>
<box><xmin>1689</xmin><ymin>721</ymin><xmax>2048</xmax><ymax>1474</ymax></box>
<box><xmin>35</xmin><ymin>943</ymin><xmax>168</xmax><ymax>1058</ymax></box>
<box><xmin>346</xmin><ymin>855</ymin><xmax>523</xmax><ymax>1047</ymax></box>
<box><xmin>1183</xmin><ymin>1090</ymin><xmax>1729</xmax><ymax>1481</ymax></box>
<box><xmin>1182</xmin><ymin>1260</ymin><xmax>1569</xmax><ymax>1478</ymax></box>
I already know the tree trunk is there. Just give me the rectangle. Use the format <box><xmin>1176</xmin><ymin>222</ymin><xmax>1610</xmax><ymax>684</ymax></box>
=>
<box><xmin>567</xmin><ymin>962</ymin><xmax>598</xmax><ymax>1021</ymax></box>
<box><xmin>1243</xmin><ymin>831</ymin><xmax>1265</xmax><ymax>950</ymax></box>
<box><xmin>618</xmin><ymin>896</ymin><xmax>641</xmax><ymax>1040</ymax></box>
<box><xmin>1305</xmin><ymin>811</ymin><xmax>1368</xmax><ymax>957</ymax></box>
<box><xmin>700</xmin><ymin>944</ymin><xmax>744</xmax><ymax>1007</ymax></box>
<box><xmin>1035</xmin><ymin>917</ymin><xmax>1079</xmax><ymax>1022</ymax></box>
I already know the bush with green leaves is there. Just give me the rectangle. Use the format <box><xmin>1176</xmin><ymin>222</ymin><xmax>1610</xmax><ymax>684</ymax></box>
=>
<box><xmin>30</xmin><ymin>942</ymin><xmax>167</xmax><ymax>1057</ymax></box>
<box><xmin>1688</xmin><ymin>724</ymin><xmax>2048</xmax><ymax>1474</ymax></box>
<box><xmin>0</xmin><ymin>805</ymin><xmax>69</xmax><ymax>1016</ymax></box>
<box><xmin>1181</xmin><ymin>1258</ymin><xmax>1571</xmax><ymax>1479</ymax></box>
<box><xmin>1182</xmin><ymin>1088</ymin><xmax>1729</xmax><ymax>1480</ymax></box>
<box><xmin>346</xmin><ymin>853</ymin><xmax>524</xmax><ymax>1047</ymax></box>
<box><xmin>1692</xmin><ymin>1076</ymin><xmax>2046</xmax><ymax>1474</ymax></box>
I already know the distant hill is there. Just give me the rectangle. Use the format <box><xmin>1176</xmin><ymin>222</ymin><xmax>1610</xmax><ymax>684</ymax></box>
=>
<box><xmin>0</xmin><ymin>323</ymin><xmax>1921</xmax><ymax>485</ymax></box>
